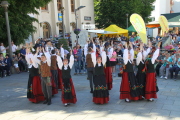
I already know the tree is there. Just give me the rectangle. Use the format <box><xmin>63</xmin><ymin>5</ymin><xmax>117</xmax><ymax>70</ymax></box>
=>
<box><xmin>0</xmin><ymin>0</ymin><xmax>51</xmax><ymax>45</ymax></box>
<box><xmin>94</xmin><ymin>0</ymin><xmax>155</xmax><ymax>29</ymax></box>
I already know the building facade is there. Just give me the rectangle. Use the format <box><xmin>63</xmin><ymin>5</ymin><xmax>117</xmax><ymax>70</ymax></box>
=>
<box><xmin>148</xmin><ymin>0</ymin><xmax>180</xmax><ymax>37</ymax></box>
<box><xmin>32</xmin><ymin>0</ymin><xmax>95</xmax><ymax>41</ymax></box>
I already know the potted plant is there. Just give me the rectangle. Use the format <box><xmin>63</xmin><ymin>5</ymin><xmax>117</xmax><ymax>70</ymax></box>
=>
<box><xmin>74</xmin><ymin>28</ymin><xmax>81</xmax><ymax>35</ymax></box>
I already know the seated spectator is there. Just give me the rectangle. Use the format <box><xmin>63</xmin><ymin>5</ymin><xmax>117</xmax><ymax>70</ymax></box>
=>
<box><xmin>169</xmin><ymin>54</ymin><xmax>180</xmax><ymax>80</ymax></box>
<box><xmin>4</xmin><ymin>54</ymin><xmax>12</xmax><ymax>76</ymax></box>
<box><xmin>159</xmin><ymin>53</ymin><xmax>173</xmax><ymax>79</ymax></box>
<box><xmin>17</xmin><ymin>53</ymin><xmax>25</xmax><ymax>72</ymax></box>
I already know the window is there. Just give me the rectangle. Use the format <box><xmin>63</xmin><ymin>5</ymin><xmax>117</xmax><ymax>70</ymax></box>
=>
<box><xmin>41</xmin><ymin>5</ymin><xmax>48</xmax><ymax>10</ymax></box>
<box><xmin>151</xmin><ymin>6</ymin><xmax>155</xmax><ymax>10</ymax></box>
<box><xmin>71</xmin><ymin>0</ymin><xmax>75</xmax><ymax>12</ymax></box>
<box><xmin>150</xmin><ymin>17</ymin><xmax>155</xmax><ymax>22</ymax></box>
<box><xmin>57</xmin><ymin>0</ymin><xmax>62</xmax><ymax>11</ymax></box>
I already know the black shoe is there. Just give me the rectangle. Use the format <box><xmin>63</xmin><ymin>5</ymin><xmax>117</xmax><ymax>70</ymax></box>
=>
<box><xmin>43</xmin><ymin>100</ymin><xmax>48</xmax><ymax>104</ymax></box>
<box><xmin>47</xmin><ymin>99</ymin><xmax>51</xmax><ymax>105</ymax></box>
<box><xmin>90</xmin><ymin>88</ymin><xmax>93</xmax><ymax>93</ymax></box>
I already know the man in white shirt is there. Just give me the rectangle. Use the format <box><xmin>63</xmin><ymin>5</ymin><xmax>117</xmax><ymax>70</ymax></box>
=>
<box><xmin>7</xmin><ymin>42</ymin><xmax>17</xmax><ymax>54</ymax></box>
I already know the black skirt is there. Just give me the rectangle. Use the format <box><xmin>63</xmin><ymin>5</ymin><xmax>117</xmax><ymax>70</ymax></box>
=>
<box><xmin>128</xmin><ymin>72</ymin><xmax>140</xmax><ymax>97</ymax></box>
<box><xmin>93</xmin><ymin>74</ymin><xmax>109</xmax><ymax>98</ymax></box>
<box><xmin>136</xmin><ymin>72</ymin><xmax>146</xmax><ymax>96</ymax></box>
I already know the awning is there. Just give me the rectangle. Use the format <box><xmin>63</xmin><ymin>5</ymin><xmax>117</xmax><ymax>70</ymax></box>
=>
<box><xmin>161</xmin><ymin>13</ymin><xmax>180</xmax><ymax>22</ymax></box>
<box><xmin>146</xmin><ymin>21</ymin><xmax>160</xmax><ymax>28</ymax></box>
<box><xmin>127</xmin><ymin>25</ymin><xmax>136</xmax><ymax>32</ymax></box>
<box><xmin>87</xmin><ymin>30</ymin><xmax>118</xmax><ymax>34</ymax></box>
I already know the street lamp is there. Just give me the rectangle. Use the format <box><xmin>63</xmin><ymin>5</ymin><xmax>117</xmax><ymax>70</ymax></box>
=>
<box><xmin>75</xmin><ymin>6</ymin><xmax>86</xmax><ymax>43</ymax></box>
<box><xmin>0</xmin><ymin>1</ymin><xmax>13</xmax><ymax>58</ymax></box>
<box><xmin>126</xmin><ymin>13</ymin><xmax>129</xmax><ymax>29</ymax></box>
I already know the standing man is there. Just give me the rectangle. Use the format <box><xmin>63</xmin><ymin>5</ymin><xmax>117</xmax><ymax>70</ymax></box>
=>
<box><xmin>84</xmin><ymin>41</ymin><xmax>96</xmax><ymax>93</ymax></box>
<box><xmin>76</xmin><ymin>44</ymin><xmax>82</xmax><ymax>74</ymax></box>
<box><xmin>11</xmin><ymin>42</ymin><xmax>17</xmax><ymax>54</ymax></box>
<box><xmin>35</xmin><ymin>48</ymin><xmax>52</xmax><ymax>105</ymax></box>
<box><xmin>51</xmin><ymin>50</ymin><xmax>58</xmax><ymax>89</ymax></box>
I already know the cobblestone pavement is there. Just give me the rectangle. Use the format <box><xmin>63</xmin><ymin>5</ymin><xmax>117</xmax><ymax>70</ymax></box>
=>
<box><xmin>0</xmin><ymin>69</ymin><xmax>180</xmax><ymax>120</ymax></box>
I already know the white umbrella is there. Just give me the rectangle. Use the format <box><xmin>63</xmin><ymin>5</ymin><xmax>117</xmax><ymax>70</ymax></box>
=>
<box><xmin>88</xmin><ymin>30</ymin><xmax>118</xmax><ymax>34</ymax></box>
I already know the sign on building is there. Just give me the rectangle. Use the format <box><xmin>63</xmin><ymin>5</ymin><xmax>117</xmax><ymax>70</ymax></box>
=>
<box><xmin>82</xmin><ymin>24</ymin><xmax>95</xmax><ymax>30</ymax></box>
<box><xmin>84</xmin><ymin>16</ymin><xmax>91</xmax><ymax>21</ymax></box>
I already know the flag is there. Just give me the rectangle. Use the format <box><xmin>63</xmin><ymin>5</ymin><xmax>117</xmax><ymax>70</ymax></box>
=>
<box><xmin>130</xmin><ymin>13</ymin><xmax>147</xmax><ymax>44</ymax></box>
<box><xmin>58</xmin><ymin>13</ymin><xmax>62</xmax><ymax>21</ymax></box>
<box><xmin>159</xmin><ymin>16</ymin><xmax>169</xmax><ymax>35</ymax></box>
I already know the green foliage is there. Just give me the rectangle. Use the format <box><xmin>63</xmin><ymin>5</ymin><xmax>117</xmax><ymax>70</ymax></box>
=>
<box><xmin>56</xmin><ymin>39</ymin><xmax>69</xmax><ymax>51</ymax></box>
<box><xmin>94</xmin><ymin>0</ymin><xmax>155</xmax><ymax>29</ymax></box>
<box><xmin>0</xmin><ymin>0</ymin><xmax>51</xmax><ymax>46</ymax></box>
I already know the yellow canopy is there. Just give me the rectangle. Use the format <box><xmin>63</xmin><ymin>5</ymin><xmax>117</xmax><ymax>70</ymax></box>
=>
<box><xmin>103</xmin><ymin>24</ymin><xmax>128</xmax><ymax>36</ymax></box>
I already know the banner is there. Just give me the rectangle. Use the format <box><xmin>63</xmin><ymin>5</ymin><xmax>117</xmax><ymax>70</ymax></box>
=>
<box><xmin>130</xmin><ymin>13</ymin><xmax>147</xmax><ymax>44</ymax></box>
<box><xmin>159</xmin><ymin>15</ymin><xmax>169</xmax><ymax>35</ymax></box>
<box><xmin>58</xmin><ymin>13</ymin><xmax>62</xmax><ymax>21</ymax></box>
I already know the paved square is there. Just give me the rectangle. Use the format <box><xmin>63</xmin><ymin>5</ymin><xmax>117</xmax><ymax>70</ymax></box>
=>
<box><xmin>0</xmin><ymin>70</ymin><xmax>180</xmax><ymax>120</ymax></box>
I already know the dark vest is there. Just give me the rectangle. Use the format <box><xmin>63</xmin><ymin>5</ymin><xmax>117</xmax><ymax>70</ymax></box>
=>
<box><xmin>124</xmin><ymin>61</ymin><xmax>133</xmax><ymax>72</ymax></box>
<box><xmin>51</xmin><ymin>55</ymin><xmax>57</xmax><ymax>70</ymax></box>
<box><xmin>94</xmin><ymin>63</ymin><xmax>105</xmax><ymax>76</ymax></box>
<box><xmin>40</xmin><ymin>61</ymin><xmax>51</xmax><ymax>77</ymax></box>
<box><xmin>86</xmin><ymin>54</ymin><xmax>94</xmax><ymax>68</ymax></box>
<box><xmin>62</xmin><ymin>65</ymin><xmax>71</xmax><ymax>79</ymax></box>
<box><xmin>137</xmin><ymin>61</ymin><xmax>145</xmax><ymax>73</ymax></box>
<box><xmin>29</xmin><ymin>66</ymin><xmax>39</xmax><ymax>77</ymax></box>
<box><xmin>146</xmin><ymin>59</ymin><xmax>155</xmax><ymax>73</ymax></box>
<box><xmin>106</xmin><ymin>56</ymin><xmax>111</xmax><ymax>67</ymax></box>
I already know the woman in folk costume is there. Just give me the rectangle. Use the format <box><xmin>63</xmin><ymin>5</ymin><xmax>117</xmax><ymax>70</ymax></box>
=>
<box><xmin>145</xmin><ymin>42</ymin><xmax>161</xmax><ymax>101</ymax></box>
<box><xmin>136</xmin><ymin>42</ymin><xmax>151</xmax><ymax>97</ymax></box>
<box><xmin>92</xmin><ymin>48</ymin><xmax>109</xmax><ymax>104</ymax></box>
<box><xmin>57</xmin><ymin>50</ymin><xmax>77</xmax><ymax>107</ymax></box>
<box><xmin>102</xmin><ymin>42</ymin><xmax>113</xmax><ymax>90</ymax></box>
<box><xmin>26</xmin><ymin>47</ymin><xmax>44</xmax><ymax>103</ymax></box>
<box><xmin>57</xmin><ymin>45</ymin><xmax>64</xmax><ymax>90</ymax></box>
<box><xmin>120</xmin><ymin>42</ymin><xmax>140</xmax><ymax>102</ymax></box>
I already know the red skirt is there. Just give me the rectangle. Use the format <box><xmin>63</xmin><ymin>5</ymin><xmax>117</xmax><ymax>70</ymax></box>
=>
<box><xmin>104</xmin><ymin>67</ymin><xmax>113</xmax><ymax>90</ymax></box>
<box><xmin>51</xmin><ymin>77</ymin><xmax>58</xmax><ymax>95</ymax></box>
<box><xmin>61</xmin><ymin>78</ymin><xmax>77</xmax><ymax>104</ymax></box>
<box><xmin>58</xmin><ymin>69</ymin><xmax>62</xmax><ymax>89</ymax></box>
<box><xmin>28</xmin><ymin>76</ymin><xmax>45</xmax><ymax>103</ymax></box>
<box><xmin>120</xmin><ymin>72</ymin><xmax>142</xmax><ymax>100</ymax></box>
<box><xmin>93</xmin><ymin>97</ymin><xmax>109</xmax><ymax>104</ymax></box>
<box><xmin>145</xmin><ymin>73</ymin><xmax>157</xmax><ymax>99</ymax></box>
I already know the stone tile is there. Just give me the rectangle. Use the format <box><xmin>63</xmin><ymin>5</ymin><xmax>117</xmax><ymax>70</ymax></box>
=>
<box><xmin>161</xmin><ymin>91</ymin><xmax>178</xmax><ymax>96</ymax></box>
<box><xmin>162</xmin><ymin>105</ymin><xmax>180</xmax><ymax>112</ymax></box>
<box><xmin>0</xmin><ymin>114</ymin><xmax>14</xmax><ymax>120</ymax></box>
<box><xmin>9</xmin><ymin>116</ymin><xmax>38</xmax><ymax>120</ymax></box>
<box><xmin>135</xmin><ymin>115</ymin><xmax>157</xmax><ymax>120</ymax></box>
<box><xmin>150</xmin><ymin>108</ymin><xmax>170</xmax><ymax>117</ymax></box>
<box><xmin>64</xmin><ymin>114</ymin><xmax>87</xmax><ymax>120</ymax></box>
<box><xmin>155</xmin><ymin>99</ymin><xmax>174</xmax><ymax>105</ymax></box>
<box><xmin>156</xmin><ymin>116</ymin><xmax>176</xmax><ymax>120</ymax></box>
<box><xmin>173</xmin><ymin>100</ymin><xmax>180</xmax><ymax>106</ymax></box>
<box><xmin>170</xmin><ymin>111</ymin><xmax>180</xmax><ymax>117</ymax></box>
